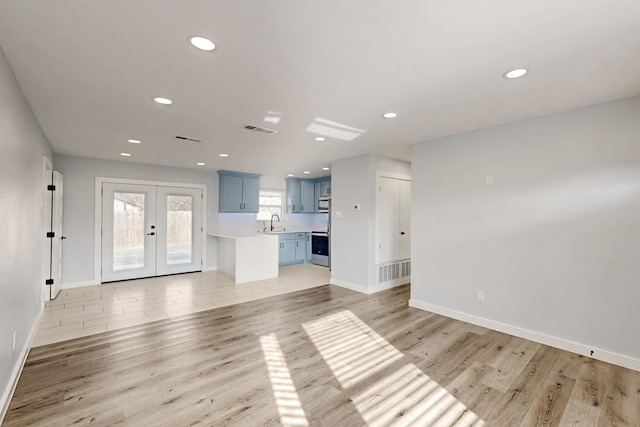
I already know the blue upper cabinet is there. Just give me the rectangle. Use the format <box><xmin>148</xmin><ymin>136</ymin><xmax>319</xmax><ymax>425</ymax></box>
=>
<box><xmin>300</xmin><ymin>180</ymin><xmax>316</xmax><ymax>213</ymax></box>
<box><xmin>286</xmin><ymin>179</ymin><xmax>301</xmax><ymax>213</ymax></box>
<box><xmin>286</xmin><ymin>176</ymin><xmax>330</xmax><ymax>213</ymax></box>
<box><xmin>320</xmin><ymin>178</ymin><xmax>331</xmax><ymax>197</ymax></box>
<box><xmin>218</xmin><ymin>170</ymin><xmax>261</xmax><ymax>213</ymax></box>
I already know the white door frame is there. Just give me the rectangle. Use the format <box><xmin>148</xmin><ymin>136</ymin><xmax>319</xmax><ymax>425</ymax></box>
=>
<box><xmin>42</xmin><ymin>157</ymin><xmax>53</xmax><ymax>304</ymax></box>
<box><xmin>94</xmin><ymin>177</ymin><xmax>207</xmax><ymax>284</ymax></box>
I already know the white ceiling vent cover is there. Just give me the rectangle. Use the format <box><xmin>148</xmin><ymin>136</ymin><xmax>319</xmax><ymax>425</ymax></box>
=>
<box><xmin>174</xmin><ymin>135</ymin><xmax>203</xmax><ymax>143</ymax></box>
<box><xmin>244</xmin><ymin>124</ymin><xmax>278</xmax><ymax>135</ymax></box>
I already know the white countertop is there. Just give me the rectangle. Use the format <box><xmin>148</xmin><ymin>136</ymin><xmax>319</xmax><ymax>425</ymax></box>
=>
<box><xmin>208</xmin><ymin>233</ymin><xmax>278</xmax><ymax>239</ymax></box>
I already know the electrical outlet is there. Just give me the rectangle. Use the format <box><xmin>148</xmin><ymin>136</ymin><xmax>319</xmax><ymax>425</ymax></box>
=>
<box><xmin>12</xmin><ymin>331</ymin><xmax>16</xmax><ymax>350</ymax></box>
<box><xmin>477</xmin><ymin>291</ymin><xmax>485</xmax><ymax>303</ymax></box>
<box><xmin>335</xmin><ymin>211</ymin><xmax>342</xmax><ymax>218</ymax></box>
<box><xmin>485</xmin><ymin>175</ymin><xmax>493</xmax><ymax>186</ymax></box>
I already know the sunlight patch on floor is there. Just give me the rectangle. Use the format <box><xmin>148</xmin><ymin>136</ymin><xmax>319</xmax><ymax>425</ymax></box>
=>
<box><xmin>353</xmin><ymin>363</ymin><xmax>485</xmax><ymax>426</ymax></box>
<box><xmin>260</xmin><ymin>333</ymin><xmax>309</xmax><ymax>426</ymax></box>
<box><xmin>302</xmin><ymin>310</ymin><xmax>403</xmax><ymax>389</ymax></box>
<box><xmin>303</xmin><ymin>310</ymin><xmax>485</xmax><ymax>426</ymax></box>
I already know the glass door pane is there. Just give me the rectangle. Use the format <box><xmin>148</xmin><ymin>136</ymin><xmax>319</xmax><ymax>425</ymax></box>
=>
<box><xmin>156</xmin><ymin>186</ymin><xmax>202</xmax><ymax>276</ymax></box>
<box><xmin>166</xmin><ymin>195</ymin><xmax>193</xmax><ymax>265</ymax></box>
<box><xmin>113</xmin><ymin>192</ymin><xmax>146</xmax><ymax>270</ymax></box>
<box><xmin>102</xmin><ymin>183</ymin><xmax>157</xmax><ymax>282</ymax></box>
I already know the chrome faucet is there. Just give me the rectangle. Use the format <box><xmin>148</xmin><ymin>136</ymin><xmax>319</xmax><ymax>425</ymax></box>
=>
<box><xmin>270</xmin><ymin>214</ymin><xmax>280</xmax><ymax>231</ymax></box>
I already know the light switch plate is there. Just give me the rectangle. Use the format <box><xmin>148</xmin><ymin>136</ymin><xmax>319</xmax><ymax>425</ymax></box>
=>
<box><xmin>335</xmin><ymin>211</ymin><xmax>342</xmax><ymax>218</ymax></box>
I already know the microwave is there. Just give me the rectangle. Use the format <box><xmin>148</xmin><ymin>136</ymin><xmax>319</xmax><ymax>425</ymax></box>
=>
<box><xmin>318</xmin><ymin>197</ymin><xmax>330</xmax><ymax>213</ymax></box>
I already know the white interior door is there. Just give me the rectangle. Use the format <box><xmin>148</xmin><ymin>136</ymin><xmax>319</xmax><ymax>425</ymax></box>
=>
<box><xmin>376</xmin><ymin>175</ymin><xmax>411</xmax><ymax>263</ymax></box>
<box><xmin>156</xmin><ymin>186</ymin><xmax>202</xmax><ymax>276</ymax></box>
<box><xmin>376</xmin><ymin>176</ymin><xmax>400</xmax><ymax>263</ymax></box>
<box><xmin>50</xmin><ymin>171</ymin><xmax>64</xmax><ymax>299</ymax></box>
<box><xmin>102</xmin><ymin>183</ymin><xmax>157</xmax><ymax>282</ymax></box>
<box><xmin>101</xmin><ymin>183</ymin><xmax>203</xmax><ymax>282</ymax></box>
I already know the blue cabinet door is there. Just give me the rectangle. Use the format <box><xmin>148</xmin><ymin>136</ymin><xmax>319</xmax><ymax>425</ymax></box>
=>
<box><xmin>280</xmin><ymin>239</ymin><xmax>296</xmax><ymax>264</ymax></box>
<box><xmin>242</xmin><ymin>176</ymin><xmax>260</xmax><ymax>213</ymax></box>
<box><xmin>300</xmin><ymin>181</ymin><xmax>315</xmax><ymax>213</ymax></box>
<box><xmin>286</xmin><ymin>179</ymin><xmax>301</xmax><ymax>213</ymax></box>
<box><xmin>295</xmin><ymin>233</ymin><xmax>306</xmax><ymax>261</ymax></box>
<box><xmin>220</xmin><ymin>174</ymin><xmax>244</xmax><ymax>212</ymax></box>
<box><xmin>321</xmin><ymin>179</ymin><xmax>331</xmax><ymax>197</ymax></box>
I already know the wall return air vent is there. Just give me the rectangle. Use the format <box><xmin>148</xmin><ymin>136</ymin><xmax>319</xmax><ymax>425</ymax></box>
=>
<box><xmin>244</xmin><ymin>124</ymin><xmax>278</xmax><ymax>135</ymax></box>
<box><xmin>174</xmin><ymin>135</ymin><xmax>203</xmax><ymax>143</ymax></box>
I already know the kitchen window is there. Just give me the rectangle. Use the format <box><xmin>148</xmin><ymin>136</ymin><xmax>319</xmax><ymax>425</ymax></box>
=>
<box><xmin>257</xmin><ymin>189</ymin><xmax>284</xmax><ymax>220</ymax></box>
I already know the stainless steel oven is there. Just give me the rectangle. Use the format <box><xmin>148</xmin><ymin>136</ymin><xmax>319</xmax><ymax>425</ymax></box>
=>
<box><xmin>311</xmin><ymin>231</ymin><xmax>329</xmax><ymax>267</ymax></box>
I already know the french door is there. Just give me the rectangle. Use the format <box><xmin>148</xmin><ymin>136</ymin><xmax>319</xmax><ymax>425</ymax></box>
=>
<box><xmin>101</xmin><ymin>183</ymin><xmax>202</xmax><ymax>282</ymax></box>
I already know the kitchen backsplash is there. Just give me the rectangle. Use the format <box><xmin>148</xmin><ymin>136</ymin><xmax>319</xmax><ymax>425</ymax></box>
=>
<box><xmin>217</xmin><ymin>213</ymin><xmax>329</xmax><ymax>236</ymax></box>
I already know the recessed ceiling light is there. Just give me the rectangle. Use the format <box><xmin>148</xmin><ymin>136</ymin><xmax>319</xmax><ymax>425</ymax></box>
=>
<box><xmin>314</xmin><ymin>137</ymin><xmax>326</xmax><ymax>142</ymax></box>
<box><xmin>120</xmin><ymin>152</ymin><xmax>131</xmax><ymax>157</ymax></box>
<box><xmin>504</xmin><ymin>68</ymin><xmax>528</xmax><ymax>79</ymax></box>
<box><xmin>383</xmin><ymin>112</ymin><xmax>398</xmax><ymax>119</ymax></box>
<box><xmin>287</xmin><ymin>174</ymin><xmax>294</xmax><ymax>177</ymax></box>
<box><xmin>190</xmin><ymin>36</ymin><xmax>216</xmax><ymax>51</ymax></box>
<box><xmin>196</xmin><ymin>162</ymin><xmax>206</xmax><ymax>166</ymax></box>
<box><xmin>322</xmin><ymin>167</ymin><xmax>330</xmax><ymax>171</ymax></box>
<box><xmin>219</xmin><ymin>153</ymin><xmax>229</xmax><ymax>157</ymax></box>
<box><xmin>128</xmin><ymin>139</ymin><xmax>141</xmax><ymax>144</ymax></box>
<box><xmin>304</xmin><ymin>171</ymin><xmax>310</xmax><ymax>174</ymax></box>
<box><xmin>153</xmin><ymin>97</ymin><xmax>173</xmax><ymax>105</ymax></box>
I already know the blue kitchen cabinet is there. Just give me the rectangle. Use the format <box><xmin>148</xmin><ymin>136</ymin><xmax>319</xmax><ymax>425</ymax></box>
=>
<box><xmin>286</xmin><ymin>179</ymin><xmax>301</xmax><ymax>213</ymax></box>
<box><xmin>218</xmin><ymin>170</ymin><xmax>261</xmax><ymax>213</ymax></box>
<box><xmin>278</xmin><ymin>233</ymin><xmax>308</xmax><ymax>265</ymax></box>
<box><xmin>295</xmin><ymin>233</ymin><xmax>307</xmax><ymax>262</ymax></box>
<box><xmin>279</xmin><ymin>235</ymin><xmax>297</xmax><ymax>265</ymax></box>
<box><xmin>300</xmin><ymin>181</ymin><xmax>315</xmax><ymax>213</ymax></box>
<box><xmin>320</xmin><ymin>178</ymin><xmax>331</xmax><ymax>197</ymax></box>
<box><xmin>286</xmin><ymin>176</ymin><xmax>331</xmax><ymax>214</ymax></box>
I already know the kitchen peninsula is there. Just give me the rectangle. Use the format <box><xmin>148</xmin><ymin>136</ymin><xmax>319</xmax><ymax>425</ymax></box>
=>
<box><xmin>209</xmin><ymin>233</ymin><xmax>279</xmax><ymax>284</ymax></box>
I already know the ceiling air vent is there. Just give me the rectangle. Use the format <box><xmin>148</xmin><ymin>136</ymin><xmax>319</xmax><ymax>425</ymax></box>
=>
<box><xmin>174</xmin><ymin>135</ymin><xmax>203</xmax><ymax>143</ymax></box>
<box><xmin>244</xmin><ymin>124</ymin><xmax>278</xmax><ymax>135</ymax></box>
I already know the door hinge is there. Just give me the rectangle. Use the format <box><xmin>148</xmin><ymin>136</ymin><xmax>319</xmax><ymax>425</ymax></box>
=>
<box><xmin>46</xmin><ymin>232</ymin><xmax>55</xmax><ymax>238</ymax></box>
<box><xmin>48</xmin><ymin>184</ymin><xmax>56</xmax><ymax>191</ymax></box>
<box><xmin>45</xmin><ymin>279</ymin><xmax>54</xmax><ymax>285</ymax></box>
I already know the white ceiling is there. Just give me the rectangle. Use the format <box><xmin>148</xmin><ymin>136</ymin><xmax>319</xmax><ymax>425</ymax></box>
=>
<box><xmin>1</xmin><ymin>0</ymin><xmax>639</xmax><ymax>178</ymax></box>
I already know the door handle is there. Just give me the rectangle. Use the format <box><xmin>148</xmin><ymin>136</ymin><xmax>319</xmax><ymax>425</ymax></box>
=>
<box><xmin>147</xmin><ymin>232</ymin><xmax>155</xmax><ymax>236</ymax></box>
<box><xmin>61</xmin><ymin>236</ymin><xmax>67</xmax><ymax>240</ymax></box>
<box><xmin>400</xmin><ymin>231</ymin><xmax>406</xmax><ymax>235</ymax></box>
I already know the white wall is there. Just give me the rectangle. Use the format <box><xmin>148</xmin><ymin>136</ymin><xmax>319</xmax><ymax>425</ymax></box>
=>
<box><xmin>53</xmin><ymin>155</ymin><xmax>219</xmax><ymax>285</ymax></box>
<box><xmin>331</xmin><ymin>154</ymin><xmax>411</xmax><ymax>293</ymax></box>
<box><xmin>0</xmin><ymin>46</ymin><xmax>53</xmax><ymax>415</ymax></box>
<box><xmin>410</xmin><ymin>96</ymin><xmax>640</xmax><ymax>366</ymax></box>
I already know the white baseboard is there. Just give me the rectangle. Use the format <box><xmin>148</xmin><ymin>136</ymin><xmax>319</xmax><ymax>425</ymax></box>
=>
<box><xmin>372</xmin><ymin>277</ymin><xmax>410</xmax><ymax>294</ymax></box>
<box><xmin>329</xmin><ymin>278</ymin><xmax>409</xmax><ymax>295</ymax></box>
<box><xmin>62</xmin><ymin>280</ymin><xmax>99</xmax><ymax>290</ymax></box>
<box><xmin>1</xmin><ymin>311</ymin><xmax>42</xmax><ymax>424</ymax></box>
<box><xmin>409</xmin><ymin>298</ymin><xmax>640</xmax><ymax>373</ymax></box>
<box><xmin>329</xmin><ymin>278</ymin><xmax>369</xmax><ymax>294</ymax></box>
<box><xmin>202</xmin><ymin>266</ymin><xmax>218</xmax><ymax>272</ymax></box>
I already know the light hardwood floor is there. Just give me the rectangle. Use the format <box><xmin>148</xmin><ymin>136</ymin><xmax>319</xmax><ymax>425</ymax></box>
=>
<box><xmin>33</xmin><ymin>264</ymin><xmax>331</xmax><ymax>347</ymax></box>
<box><xmin>5</xmin><ymin>273</ymin><xmax>640</xmax><ymax>426</ymax></box>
